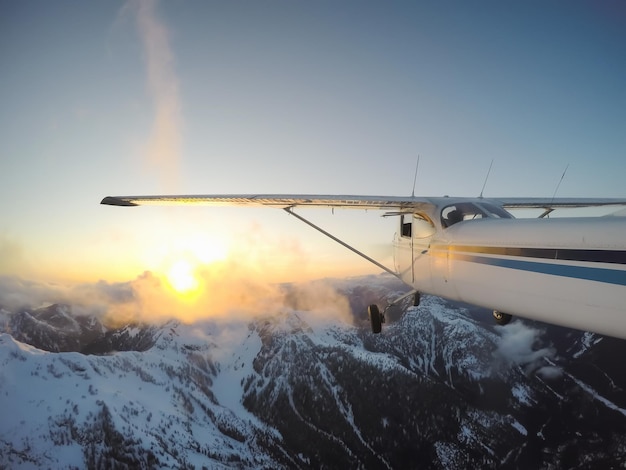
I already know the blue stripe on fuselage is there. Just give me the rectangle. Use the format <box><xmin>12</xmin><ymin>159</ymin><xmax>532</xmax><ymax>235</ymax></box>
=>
<box><xmin>451</xmin><ymin>252</ymin><xmax>626</xmax><ymax>286</ymax></box>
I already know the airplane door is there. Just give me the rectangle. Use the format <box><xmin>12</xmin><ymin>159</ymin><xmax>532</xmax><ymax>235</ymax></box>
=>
<box><xmin>411</xmin><ymin>214</ymin><xmax>436</xmax><ymax>291</ymax></box>
<box><xmin>394</xmin><ymin>215</ymin><xmax>414</xmax><ymax>284</ymax></box>
<box><xmin>394</xmin><ymin>214</ymin><xmax>435</xmax><ymax>288</ymax></box>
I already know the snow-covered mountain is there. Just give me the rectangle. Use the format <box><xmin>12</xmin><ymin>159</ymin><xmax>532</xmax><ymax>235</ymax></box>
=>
<box><xmin>1</xmin><ymin>275</ymin><xmax>625</xmax><ymax>469</ymax></box>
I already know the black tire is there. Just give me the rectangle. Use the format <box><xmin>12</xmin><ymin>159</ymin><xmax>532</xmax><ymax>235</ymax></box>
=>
<box><xmin>413</xmin><ymin>292</ymin><xmax>421</xmax><ymax>307</ymax></box>
<box><xmin>493</xmin><ymin>310</ymin><xmax>512</xmax><ymax>326</ymax></box>
<box><xmin>368</xmin><ymin>304</ymin><xmax>382</xmax><ymax>334</ymax></box>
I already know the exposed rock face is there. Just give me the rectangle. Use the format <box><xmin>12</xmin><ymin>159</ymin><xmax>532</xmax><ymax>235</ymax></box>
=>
<box><xmin>2</xmin><ymin>303</ymin><xmax>158</xmax><ymax>354</ymax></box>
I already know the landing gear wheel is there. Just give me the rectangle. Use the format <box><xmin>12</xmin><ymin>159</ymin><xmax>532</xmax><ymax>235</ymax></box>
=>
<box><xmin>368</xmin><ymin>304</ymin><xmax>384</xmax><ymax>334</ymax></box>
<box><xmin>413</xmin><ymin>292</ymin><xmax>421</xmax><ymax>307</ymax></box>
<box><xmin>493</xmin><ymin>310</ymin><xmax>512</xmax><ymax>326</ymax></box>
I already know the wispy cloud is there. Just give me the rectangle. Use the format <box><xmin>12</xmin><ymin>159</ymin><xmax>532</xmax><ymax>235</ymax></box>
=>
<box><xmin>130</xmin><ymin>0</ymin><xmax>183</xmax><ymax>191</ymax></box>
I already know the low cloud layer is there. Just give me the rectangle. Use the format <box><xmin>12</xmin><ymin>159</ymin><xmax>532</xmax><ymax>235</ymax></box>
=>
<box><xmin>494</xmin><ymin>321</ymin><xmax>557</xmax><ymax>376</ymax></box>
<box><xmin>0</xmin><ymin>262</ymin><xmax>353</xmax><ymax>329</ymax></box>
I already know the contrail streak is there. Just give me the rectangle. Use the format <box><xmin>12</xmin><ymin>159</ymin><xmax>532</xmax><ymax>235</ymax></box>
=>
<box><xmin>134</xmin><ymin>0</ymin><xmax>183</xmax><ymax>191</ymax></box>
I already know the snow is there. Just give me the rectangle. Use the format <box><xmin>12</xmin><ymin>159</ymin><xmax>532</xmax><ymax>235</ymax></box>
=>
<box><xmin>434</xmin><ymin>441</ymin><xmax>462</xmax><ymax>468</ymax></box>
<box><xmin>0</xmin><ymin>323</ymin><xmax>275</xmax><ymax>468</ymax></box>
<box><xmin>511</xmin><ymin>383</ymin><xmax>534</xmax><ymax>406</ymax></box>
<box><xmin>122</xmin><ymin>325</ymin><xmax>143</xmax><ymax>338</ymax></box>
<box><xmin>510</xmin><ymin>420</ymin><xmax>528</xmax><ymax>436</ymax></box>
<box><xmin>565</xmin><ymin>372</ymin><xmax>626</xmax><ymax>418</ymax></box>
<box><xmin>210</xmin><ymin>322</ymin><xmax>268</xmax><ymax>429</ymax></box>
<box><xmin>2</xmin><ymin>275</ymin><xmax>624</xmax><ymax>468</ymax></box>
<box><xmin>573</xmin><ymin>331</ymin><xmax>602</xmax><ymax>359</ymax></box>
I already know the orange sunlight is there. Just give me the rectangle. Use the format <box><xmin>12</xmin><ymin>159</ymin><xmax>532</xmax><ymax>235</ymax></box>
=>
<box><xmin>160</xmin><ymin>234</ymin><xmax>229</xmax><ymax>297</ymax></box>
<box><xmin>7</xmin><ymin>228</ymin><xmax>362</xmax><ymax>327</ymax></box>
<box><xmin>166</xmin><ymin>259</ymin><xmax>198</xmax><ymax>294</ymax></box>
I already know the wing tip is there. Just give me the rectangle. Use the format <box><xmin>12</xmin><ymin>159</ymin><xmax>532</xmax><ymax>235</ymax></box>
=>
<box><xmin>101</xmin><ymin>196</ymin><xmax>137</xmax><ymax>207</ymax></box>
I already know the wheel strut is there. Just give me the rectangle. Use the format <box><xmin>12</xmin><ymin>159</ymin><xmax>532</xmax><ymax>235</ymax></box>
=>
<box><xmin>493</xmin><ymin>310</ymin><xmax>512</xmax><ymax>325</ymax></box>
<box><xmin>368</xmin><ymin>289</ymin><xmax>420</xmax><ymax>334</ymax></box>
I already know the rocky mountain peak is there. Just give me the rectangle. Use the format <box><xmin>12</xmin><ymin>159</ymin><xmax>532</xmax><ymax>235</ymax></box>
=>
<box><xmin>1</xmin><ymin>275</ymin><xmax>625</xmax><ymax>468</ymax></box>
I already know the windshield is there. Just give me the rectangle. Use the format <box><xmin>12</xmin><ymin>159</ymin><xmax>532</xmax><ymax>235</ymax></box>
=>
<box><xmin>441</xmin><ymin>202</ymin><xmax>513</xmax><ymax>228</ymax></box>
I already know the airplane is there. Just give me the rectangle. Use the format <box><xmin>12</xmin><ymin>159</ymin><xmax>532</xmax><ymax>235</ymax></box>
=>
<box><xmin>101</xmin><ymin>194</ymin><xmax>626</xmax><ymax>339</ymax></box>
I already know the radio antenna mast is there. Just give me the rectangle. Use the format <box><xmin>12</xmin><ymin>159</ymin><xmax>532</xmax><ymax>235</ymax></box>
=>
<box><xmin>479</xmin><ymin>159</ymin><xmax>494</xmax><ymax>198</ymax></box>
<box><xmin>411</xmin><ymin>155</ymin><xmax>420</xmax><ymax>198</ymax></box>
<box><xmin>550</xmin><ymin>163</ymin><xmax>570</xmax><ymax>204</ymax></box>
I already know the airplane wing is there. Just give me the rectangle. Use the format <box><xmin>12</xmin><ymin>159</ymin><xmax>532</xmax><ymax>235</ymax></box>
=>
<box><xmin>101</xmin><ymin>194</ymin><xmax>626</xmax><ymax>211</ymax></box>
<box><xmin>100</xmin><ymin>194</ymin><xmax>434</xmax><ymax>211</ymax></box>
<box><xmin>492</xmin><ymin>197</ymin><xmax>626</xmax><ymax>209</ymax></box>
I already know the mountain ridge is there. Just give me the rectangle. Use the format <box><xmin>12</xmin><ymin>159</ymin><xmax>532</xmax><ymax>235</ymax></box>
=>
<box><xmin>1</xmin><ymin>274</ymin><xmax>625</xmax><ymax>468</ymax></box>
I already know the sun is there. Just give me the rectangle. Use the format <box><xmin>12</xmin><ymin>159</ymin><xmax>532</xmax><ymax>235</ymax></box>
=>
<box><xmin>167</xmin><ymin>259</ymin><xmax>199</xmax><ymax>294</ymax></box>
<box><xmin>161</xmin><ymin>235</ymin><xmax>229</xmax><ymax>295</ymax></box>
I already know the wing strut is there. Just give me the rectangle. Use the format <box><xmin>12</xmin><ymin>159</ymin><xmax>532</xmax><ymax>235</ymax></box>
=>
<box><xmin>283</xmin><ymin>207</ymin><xmax>402</xmax><ymax>281</ymax></box>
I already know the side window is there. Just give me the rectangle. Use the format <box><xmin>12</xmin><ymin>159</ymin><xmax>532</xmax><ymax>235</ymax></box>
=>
<box><xmin>401</xmin><ymin>215</ymin><xmax>412</xmax><ymax>238</ymax></box>
<box><xmin>478</xmin><ymin>203</ymin><xmax>514</xmax><ymax>219</ymax></box>
<box><xmin>442</xmin><ymin>202</ymin><xmax>500</xmax><ymax>227</ymax></box>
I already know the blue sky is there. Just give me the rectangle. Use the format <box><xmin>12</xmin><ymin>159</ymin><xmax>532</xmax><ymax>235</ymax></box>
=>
<box><xmin>1</xmin><ymin>0</ymin><xmax>625</xmax><ymax>285</ymax></box>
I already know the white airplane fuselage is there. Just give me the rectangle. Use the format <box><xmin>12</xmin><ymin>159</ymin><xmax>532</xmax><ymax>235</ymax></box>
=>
<box><xmin>394</xmin><ymin>207</ymin><xmax>626</xmax><ymax>338</ymax></box>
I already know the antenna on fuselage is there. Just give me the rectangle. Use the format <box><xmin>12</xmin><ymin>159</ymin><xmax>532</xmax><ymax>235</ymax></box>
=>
<box><xmin>538</xmin><ymin>164</ymin><xmax>570</xmax><ymax>218</ymax></box>
<box><xmin>411</xmin><ymin>155</ymin><xmax>420</xmax><ymax>198</ymax></box>
<box><xmin>550</xmin><ymin>163</ymin><xmax>570</xmax><ymax>204</ymax></box>
<box><xmin>479</xmin><ymin>159</ymin><xmax>494</xmax><ymax>198</ymax></box>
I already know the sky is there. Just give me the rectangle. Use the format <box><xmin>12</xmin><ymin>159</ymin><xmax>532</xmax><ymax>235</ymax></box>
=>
<box><xmin>0</xmin><ymin>0</ymin><xmax>625</xmax><ymax>315</ymax></box>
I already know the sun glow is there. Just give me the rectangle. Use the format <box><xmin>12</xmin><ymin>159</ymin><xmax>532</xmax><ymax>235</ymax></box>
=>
<box><xmin>167</xmin><ymin>259</ymin><xmax>198</xmax><ymax>294</ymax></box>
<box><xmin>160</xmin><ymin>235</ymin><xmax>230</xmax><ymax>296</ymax></box>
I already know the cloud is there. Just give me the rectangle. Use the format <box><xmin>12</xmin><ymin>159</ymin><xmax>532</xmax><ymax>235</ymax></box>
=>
<box><xmin>281</xmin><ymin>279</ymin><xmax>353</xmax><ymax>325</ymax></box>
<box><xmin>494</xmin><ymin>321</ymin><xmax>556</xmax><ymax>375</ymax></box>
<box><xmin>0</xmin><ymin>225</ymin><xmax>352</xmax><ymax>328</ymax></box>
<box><xmin>0</xmin><ymin>265</ymin><xmax>352</xmax><ymax>330</ymax></box>
<box><xmin>0</xmin><ymin>276</ymin><xmax>60</xmax><ymax>311</ymax></box>
<box><xmin>0</xmin><ymin>275</ymin><xmax>134</xmax><ymax>319</ymax></box>
<box><xmin>127</xmin><ymin>0</ymin><xmax>183</xmax><ymax>191</ymax></box>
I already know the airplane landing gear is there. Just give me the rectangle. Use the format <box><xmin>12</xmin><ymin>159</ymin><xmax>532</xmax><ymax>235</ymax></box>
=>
<box><xmin>368</xmin><ymin>304</ymin><xmax>385</xmax><ymax>334</ymax></box>
<box><xmin>493</xmin><ymin>310</ymin><xmax>512</xmax><ymax>326</ymax></box>
<box><xmin>368</xmin><ymin>290</ymin><xmax>420</xmax><ymax>334</ymax></box>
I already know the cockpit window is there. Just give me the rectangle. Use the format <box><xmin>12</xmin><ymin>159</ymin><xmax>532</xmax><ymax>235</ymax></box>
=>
<box><xmin>441</xmin><ymin>202</ymin><xmax>512</xmax><ymax>228</ymax></box>
<box><xmin>477</xmin><ymin>202</ymin><xmax>514</xmax><ymax>219</ymax></box>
